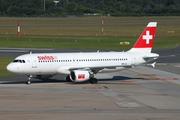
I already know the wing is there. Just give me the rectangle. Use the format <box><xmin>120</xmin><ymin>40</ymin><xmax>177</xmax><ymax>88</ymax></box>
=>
<box><xmin>69</xmin><ymin>66</ymin><xmax>132</xmax><ymax>74</ymax></box>
<box><xmin>57</xmin><ymin>65</ymin><xmax>132</xmax><ymax>75</ymax></box>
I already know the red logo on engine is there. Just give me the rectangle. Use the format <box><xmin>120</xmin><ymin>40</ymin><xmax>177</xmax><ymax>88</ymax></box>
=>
<box><xmin>78</xmin><ymin>74</ymin><xmax>85</xmax><ymax>79</ymax></box>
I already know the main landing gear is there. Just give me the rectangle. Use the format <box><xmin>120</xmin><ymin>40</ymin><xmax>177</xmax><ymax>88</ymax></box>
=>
<box><xmin>89</xmin><ymin>73</ymin><xmax>98</xmax><ymax>84</ymax></box>
<box><xmin>26</xmin><ymin>75</ymin><xmax>32</xmax><ymax>85</ymax></box>
<box><xmin>89</xmin><ymin>78</ymin><xmax>98</xmax><ymax>84</ymax></box>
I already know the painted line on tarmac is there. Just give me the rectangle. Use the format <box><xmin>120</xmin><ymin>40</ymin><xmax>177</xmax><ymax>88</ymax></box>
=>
<box><xmin>0</xmin><ymin>47</ymin><xmax>54</xmax><ymax>51</ymax></box>
<box><xmin>0</xmin><ymin>50</ymin><xmax>28</xmax><ymax>52</ymax></box>
<box><xmin>164</xmin><ymin>80</ymin><xmax>180</xmax><ymax>86</ymax></box>
<box><xmin>128</xmin><ymin>69</ymin><xmax>180</xmax><ymax>85</ymax></box>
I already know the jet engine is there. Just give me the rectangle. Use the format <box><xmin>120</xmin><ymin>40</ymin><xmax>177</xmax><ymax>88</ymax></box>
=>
<box><xmin>70</xmin><ymin>70</ymin><xmax>90</xmax><ymax>82</ymax></box>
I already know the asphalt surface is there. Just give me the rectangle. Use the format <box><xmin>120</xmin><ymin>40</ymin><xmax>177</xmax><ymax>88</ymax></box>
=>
<box><xmin>1</xmin><ymin>20</ymin><xmax>180</xmax><ymax>27</ymax></box>
<box><xmin>0</xmin><ymin>47</ymin><xmax>180</xmax><ymax>120</ymax></box>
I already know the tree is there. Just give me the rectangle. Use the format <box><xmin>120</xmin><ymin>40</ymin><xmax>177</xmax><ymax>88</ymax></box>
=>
<box><xmin>0</xmin><ymin>0</ymin><xmax>180</xmax><ymax>17</ymax></box>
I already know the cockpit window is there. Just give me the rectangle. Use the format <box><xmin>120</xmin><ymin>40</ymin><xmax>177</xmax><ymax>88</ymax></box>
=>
<box><xmin>13</xmin><ymin>60</ymin><xmax>19</xmax><ymax>63</ymax></box>
<box><xmin>13</xmin><ymin>59</ymin><xmax>26</xmax><ymax>63</ymax></box>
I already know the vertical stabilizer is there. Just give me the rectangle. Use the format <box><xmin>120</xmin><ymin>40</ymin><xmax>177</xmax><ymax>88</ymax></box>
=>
<box><xmin>128</xmin><ymin>22</ymin><xmax>157</xmax><ymax>53</ymax></box>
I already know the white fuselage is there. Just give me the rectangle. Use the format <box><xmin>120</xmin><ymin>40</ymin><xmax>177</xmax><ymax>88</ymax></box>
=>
<box><xmin>7</xmin><ymin>51</ymin><xmax>153</xmax><ymax>75</ymax></box>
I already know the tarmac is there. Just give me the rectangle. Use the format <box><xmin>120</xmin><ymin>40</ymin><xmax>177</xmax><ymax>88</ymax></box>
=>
<box><xmin>0</xmin><ymin>47</ymin><xmax>180</xmax><ymax>120</ymax></box>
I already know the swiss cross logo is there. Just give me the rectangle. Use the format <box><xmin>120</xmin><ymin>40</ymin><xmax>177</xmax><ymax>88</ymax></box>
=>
<box><xmin>132</xmin><ymin>22</ymin><xmax>157</xmax><ymax>48</ymax></box>
<box><xmin>142</xmin><ymin>31</ymin><xmax>153</xmax><ymax>44</ymax></box>
<box><xmin>78</xmin><ymin>74</ymin><xmax>85</xmax><ymax>79</ymax></box>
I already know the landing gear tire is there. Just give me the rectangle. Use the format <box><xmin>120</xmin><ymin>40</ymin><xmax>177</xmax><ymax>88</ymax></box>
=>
<box><xmin>66</xmin><ymin>75</ymin><xmax>72</xmax><ymax>82</ymax></box>
<box><xmin>26</xmin><ymin>80</ymin><xmax>31</xmax><ymax>85</ymax></box>
<box><xmin>89</xmin><ymin>78</ymin><xmax>97</xmax><ymax>84</ymax></box>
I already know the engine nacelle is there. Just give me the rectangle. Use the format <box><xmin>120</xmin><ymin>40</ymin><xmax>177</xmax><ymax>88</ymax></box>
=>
<box><xmin>70</xmin><ymin>70</ymin><xmax>90</xmax><ymax>82</ymax></box>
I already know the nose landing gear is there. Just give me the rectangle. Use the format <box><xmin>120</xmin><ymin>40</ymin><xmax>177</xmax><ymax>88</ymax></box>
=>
<box><xmin>27</xmin><ymin>75</ymin><xmax>32</xmax><ymax>85</ymax></box>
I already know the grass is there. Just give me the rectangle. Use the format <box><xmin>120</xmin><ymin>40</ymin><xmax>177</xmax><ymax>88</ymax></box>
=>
<box><xmin>0</xmin><ymin>56</ymin><xmax>15</xmax><ymax>77</ymax></box>
<box><xmin>0</xmin><ymin>35</ymin><xmax>179</xmax><ymax>50</ymax></box>
<box><xmin>0</xmin><ymin>16</ymin><xmax>180</xmax><ymax>50</ymax></box>
<box><xmin>0</xmin><ymin>16</ymin><xmax>180</xmax><ymax>36</ymax></box>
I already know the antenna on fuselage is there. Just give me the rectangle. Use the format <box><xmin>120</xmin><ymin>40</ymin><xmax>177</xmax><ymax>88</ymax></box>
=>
<box><xmin>30</xmin><ymin>51</ymin><xmax>32</xmax><ymax>54</ymax></box>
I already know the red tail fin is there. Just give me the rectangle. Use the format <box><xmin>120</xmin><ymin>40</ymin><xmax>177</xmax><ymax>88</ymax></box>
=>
<box><xmin>129</xmin><ymin>22</ymin><xmax>157</xmax><ymax>53</ymax></box>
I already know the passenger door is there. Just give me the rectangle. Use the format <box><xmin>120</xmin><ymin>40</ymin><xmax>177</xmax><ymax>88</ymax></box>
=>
<box><xmin>131</xmin><ymin>55</ymin><xmax>136</xmax><ymax>66</ymax></box>
<box><xmin>31</xmin><ymin>56</ymin><xmax>37</xmax><ymax>68</ymax></box>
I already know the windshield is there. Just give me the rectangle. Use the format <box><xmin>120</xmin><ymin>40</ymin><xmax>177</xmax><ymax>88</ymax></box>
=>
<box><xmin>12</xmin><ymin>59</ymin><xmax>25</xmax><ymax>63</ymax></box>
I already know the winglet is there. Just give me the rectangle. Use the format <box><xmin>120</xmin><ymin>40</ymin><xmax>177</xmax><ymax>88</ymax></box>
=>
<box><xmin>128</xmin><ymin>22</ymin><xmax>157</xmax><ymax>53</ymax></box>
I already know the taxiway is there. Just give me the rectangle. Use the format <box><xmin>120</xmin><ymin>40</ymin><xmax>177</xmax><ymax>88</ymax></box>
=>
<box><xmin>0</xmin><ymin>47</ymin><xmax>180</xmax><ymax>120</ymax></box>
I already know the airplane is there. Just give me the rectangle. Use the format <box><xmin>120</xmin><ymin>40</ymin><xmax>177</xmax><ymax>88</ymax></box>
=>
<box><xmin>6</xmin><ymin>22</ymin><xmax>159</xmax><ymax>84</ymax></box>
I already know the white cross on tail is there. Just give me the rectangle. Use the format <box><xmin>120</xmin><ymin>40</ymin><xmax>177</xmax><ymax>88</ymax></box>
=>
<box><xmin>143</xmin><ymin>31</ymin><xmax>152</xmax><ymax>44</ymax></box>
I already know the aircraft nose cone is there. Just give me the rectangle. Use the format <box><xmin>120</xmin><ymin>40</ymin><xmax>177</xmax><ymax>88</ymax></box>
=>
<box><xmin>6</xmin><ymin>64</ymin><xmax>15</xmax><ymax>73</ymax></box>
<box><xmin>6</xmin><ymin>64</ymin><xmax>12</xmax><ymax>72</ymax></box>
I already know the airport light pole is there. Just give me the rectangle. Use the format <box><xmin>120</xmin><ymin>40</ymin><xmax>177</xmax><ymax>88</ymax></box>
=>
<box><xmin>44</xmin><ymin>0</ymin><xmax>46</xmax><ymax>10</ymax></box>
